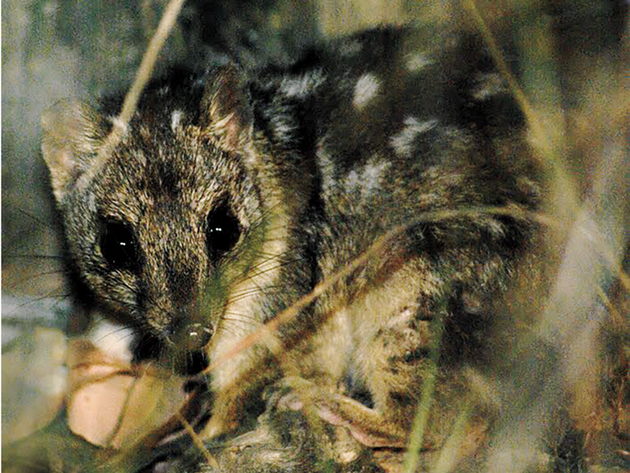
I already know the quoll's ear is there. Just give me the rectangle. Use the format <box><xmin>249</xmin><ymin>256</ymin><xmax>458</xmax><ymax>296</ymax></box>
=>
<box><xmin>41</xmin><ymin>100</ymin><xmax>105</xmax><ymax>202</ymax></box>
<box><xmin>201</xmin><ymin>64</ymin><xmax>253</xmax><ymax>152</ymax></box>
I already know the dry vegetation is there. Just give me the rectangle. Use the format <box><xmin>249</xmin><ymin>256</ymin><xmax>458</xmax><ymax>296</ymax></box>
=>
<box><xmin>2</xmin><ymin>1</ymin><xmax>628</xmax><ymax>472</ymax></box>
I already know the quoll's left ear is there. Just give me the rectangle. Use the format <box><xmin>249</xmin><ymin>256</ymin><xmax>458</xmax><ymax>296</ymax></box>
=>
<box><xmin>41</xmin><ymin>100</ymin><xmax>105</xmax><ymax>202</ymax></box>
<box><xmin>201</xmin><ymin>64</ymin><xmax>253</xmax><ymax>152</ymax></box>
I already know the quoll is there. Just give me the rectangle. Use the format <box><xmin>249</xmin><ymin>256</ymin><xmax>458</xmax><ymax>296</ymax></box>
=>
<box><xmin>42</xmin><ymin>24</ymin><xmax>542</xmax><ymax>467</ymax></box>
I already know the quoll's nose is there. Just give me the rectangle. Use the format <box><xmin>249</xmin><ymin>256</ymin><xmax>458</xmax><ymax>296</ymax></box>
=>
<box><xmin>183</xmin><ymin>323</ymin><xmax>213</xmax><ymax>351</ymax></box>
<box><xmin>169</xmin><ymin>318</ymin><xmax>213</xmax><ymax>375</ymax></box>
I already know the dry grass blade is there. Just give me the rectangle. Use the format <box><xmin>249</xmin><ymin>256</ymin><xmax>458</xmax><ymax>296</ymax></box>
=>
<box><xmin>77</xmin><ymin>0</ymin><xmax>187</xmax><ymax>190</ymax></box>
<box><xmin>431</xmin><ymin>398</ymin><xmax>474</xmax><ymax>473</ymax></box>
<box><xmin>463</xmin><ymin>0</ymin><xmax>579</xmax><ymax>221</ymax></box>
<box><xmin>483</xmin><ymin>102</ymin><xmax>628</xmax><ymax>473</ymax></box>
<box><xmin>175</xmin><ymin>411</ymin><xmax>220</xmax><ymax>470</ymax></box>
<box><xmin>403</xmin><ymin>315</ymin><xmax>445</xmax><ymax>473</ymax></box>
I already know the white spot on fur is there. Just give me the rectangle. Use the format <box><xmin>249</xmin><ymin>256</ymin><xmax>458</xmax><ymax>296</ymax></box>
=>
<box><xmin>132</xmin><ymin>149</ymin><xmax>147</xmax><ymax>167</ymax></box>
<box><xmin>353</xmin><ymin>73</ymin><xmax>380</xmax><ymax>110</ymax></box>
<box><xmin>472</xmin><ymin>73</ymin><xmax>508</xmax><ymax>100</ymax></box>
<box><xmin>346</xmin><ymin>170</ymin><xmax>360</xmax><ymax>188</ymax></box>
<box><xmin>89</xmin><ymin>320</ymin><xmax>133</xmax><ymax>363</ymax></box>
<box><xmin>338</xmin><ymin>40</ymin><xmax>362</xmax><ymax>57</ymax></box>
<box><xmin>400</xmin><ymin>306</ymin><xmax>415</xmax><ymax>320</ymax></box>
<box><xmin>171</xmin><ymin>110</ymin><xmax>183</xmax><ymax>131</ymax></box>
<box><xmin>340</xmin><ymin>450</ymin><xmax>359</xmax><ymax>463</ymax></box>
<box><xmin>316</xmin><ymin>139</ymin><xmax>335</xmax><ymax>194</ymax></box>
<box><xmin>261</xmin><ymin>452</ymin><xmax>284</xmax><ymax>463</ymax></box>
<box><xmin>345</xmin><ymin>157</ymin><xmax>390</xmax><ymax>198</ymax></box>
<box><xmin>270</xmin><ymin>115</ymin><xmax>295</xmax><ymax>143</ymax></box>
<box><xmin>108</xmin><ymin>116</ymin><xmax>128</xmax><ymax>134</ymax></box>
<box><xmin>406</xmin><ymin>52</ymin><xmax>432</xmax><ymax>72</ymax></box>
<box><xmin>280</xmin><ymin>69</ymin><xmax>326</xmax><ymax>99</ymax></box>
<box><xmin>390</xmin><ymin>117</ymin><xmax>438</xmax><ymax>157</ymax></box>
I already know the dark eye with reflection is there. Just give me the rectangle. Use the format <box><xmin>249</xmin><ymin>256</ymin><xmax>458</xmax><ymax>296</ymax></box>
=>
<box><xmin>99</xmin><ymin>219</ymin><xmax>141</xmax><ymax>271</ymax></box>
<box><xmin>205</xmin><ymin>202</ymin><xmax>241</xmax><ymax>260</ymax></box>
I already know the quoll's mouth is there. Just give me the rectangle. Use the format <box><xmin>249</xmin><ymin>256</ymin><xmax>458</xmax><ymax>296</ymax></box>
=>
<box><xmin>178</xmin><ymin>348</ymin><xmax>210</xmax><ymax>376</ymax></box>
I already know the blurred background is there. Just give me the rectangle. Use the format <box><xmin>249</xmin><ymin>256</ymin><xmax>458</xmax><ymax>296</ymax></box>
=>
<box><xmin>2</xmin><ymin>0</ymin><xmax>627</xmax><ymax>470</ymax></box>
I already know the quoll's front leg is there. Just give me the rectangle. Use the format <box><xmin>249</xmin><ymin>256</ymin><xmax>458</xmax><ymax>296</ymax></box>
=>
<box><xmin>189</xmin><ymin>382</ymin><xmax>387</xmax><ymax>473</ymax></box>
<box><xmin>274</xmin><ymin>261</ymin><xmax>435</xmax><ymax>450</ymax></box>
<box><xmin>281</xmin><ymin>309</ymin><xmax>436</xmax><ymax>449</ymax></box>
<box><xmin>285</xmin><ymin>258</ymin><xmax>480</xmax><ymax>453</ymax></box>
<box><xmin>282</xmin><ymin>310</ymin><xmax>471</xmax><ymax>454</ymax></box>
<box><xmin>199</xmin><ymin>350</ymin><xmax>277</xmax><ymax>440</ymax></box>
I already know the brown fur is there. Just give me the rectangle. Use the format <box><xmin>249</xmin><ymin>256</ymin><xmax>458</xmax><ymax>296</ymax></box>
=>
<box><xmin>42</xmin><ymin>25</ymin><xmax>545</xmax><ymax>469</ymax></box>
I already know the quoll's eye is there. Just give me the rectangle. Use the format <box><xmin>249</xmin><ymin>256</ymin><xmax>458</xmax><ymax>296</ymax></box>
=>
<box><xmin>205</xmin><ymin>202</ymin><xmax>241</xmax><ymax>259</ymax></box>
<box><xmin>100</xmin><ymin>219</ymin><xmax>141</xmax><ymax>271</ymax></box>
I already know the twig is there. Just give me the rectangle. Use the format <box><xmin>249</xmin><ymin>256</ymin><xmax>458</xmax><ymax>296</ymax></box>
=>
<box><xmin>77</xmin><ymin>0</ymin><xmax>187</xmax><ymax>190</ymax></box>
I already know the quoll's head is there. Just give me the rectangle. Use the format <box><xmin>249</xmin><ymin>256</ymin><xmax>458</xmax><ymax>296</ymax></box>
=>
<box><xmin>41</xmin><ymin>67</ymin><xmax>274</xmax><ymax>368</ymax></box>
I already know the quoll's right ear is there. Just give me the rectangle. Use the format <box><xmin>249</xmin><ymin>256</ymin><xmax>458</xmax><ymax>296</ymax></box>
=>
<box><xmin>41</xmin><ymin>100</ymin><xmax>105</xmax><ymax>202</ymax></box>
<box><xmin>201</xmin><ymin>64</ymin><xmax>253</xmax><ymax>153</ymax></box>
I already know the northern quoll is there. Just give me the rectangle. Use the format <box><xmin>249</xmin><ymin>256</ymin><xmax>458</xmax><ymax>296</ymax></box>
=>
<box><xmin>42</xmin><ymin>24</ymin><xmax>542</xmax><ymax>467</ymax></box>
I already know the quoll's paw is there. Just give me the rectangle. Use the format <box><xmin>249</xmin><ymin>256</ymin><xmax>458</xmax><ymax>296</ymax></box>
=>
<box><xmin>279</xmin><ymin>377</ymin><xmax>408</xmax><ymax>449</ymax></box>
<box><xmin>185</xmin><ymin>380</ymin><xmax>386</xmax><ymax>473</ymax></box>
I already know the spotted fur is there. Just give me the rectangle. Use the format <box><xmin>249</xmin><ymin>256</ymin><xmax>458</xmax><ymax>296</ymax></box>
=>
<box><xmin>42</xmin><ymin>25</ymin><xmax>543</xmax><ymax>466</ymax></box>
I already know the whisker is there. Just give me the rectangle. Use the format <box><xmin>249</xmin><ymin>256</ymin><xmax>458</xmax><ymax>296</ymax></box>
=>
<box><xmin>6</xmin><ymin>269</ymin><xmax>67</xmax><ymax>288</ymax></box>
<box><xmin>3</xmin><ymin>254</ymin><xmax>65</xmax><ymax>261</ymax></box>
<box><xmin>247</xmin><ymin>251</ymin><xmax>299</xmax><ymax>266</ymax></box>
<box><xmin>215</xmin><ymin>325</ymin><xmax>239</xmax><ymax>338</ymax></box>
<box><xmin>230</xmin><ymin>263</ymin><xmax>294</xmax><ymax>285</ymax></box>
<box><xmin>222</xmin><ymin>312</ymin><xmax>263</xmax><ymax>324</ymax></box>
<box><xmin>11</xmin><ymin>207</ymin><xmax>59</xmax><ymax>232</ymax></box>
<box><xmin>93</xmin><ymin>324</ymin><xmax>135</xmax><ymax>343</ymax></box>
<box><xmin>224</xmin><ymin>285</ymin><xmax>284</xmax><ymax>303</ymax></box>
<box><xmin>1</xmin><ymin>315</ymin><xmax>62</xmax><ymax>334</ymax></box>
<box><xmin>227</xmin><ymin>259</ymin><xmax>298</xmax><ymax>287</ymax></box>
<box><xmin>248</xmin><ymin>202</ymin><xmax>285</xmax><ymax>228</ymax></box>
<box><xmin>4</xmin><ymin>291</ymin><xmax>72</xmax><ymax>313</ymax></box>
